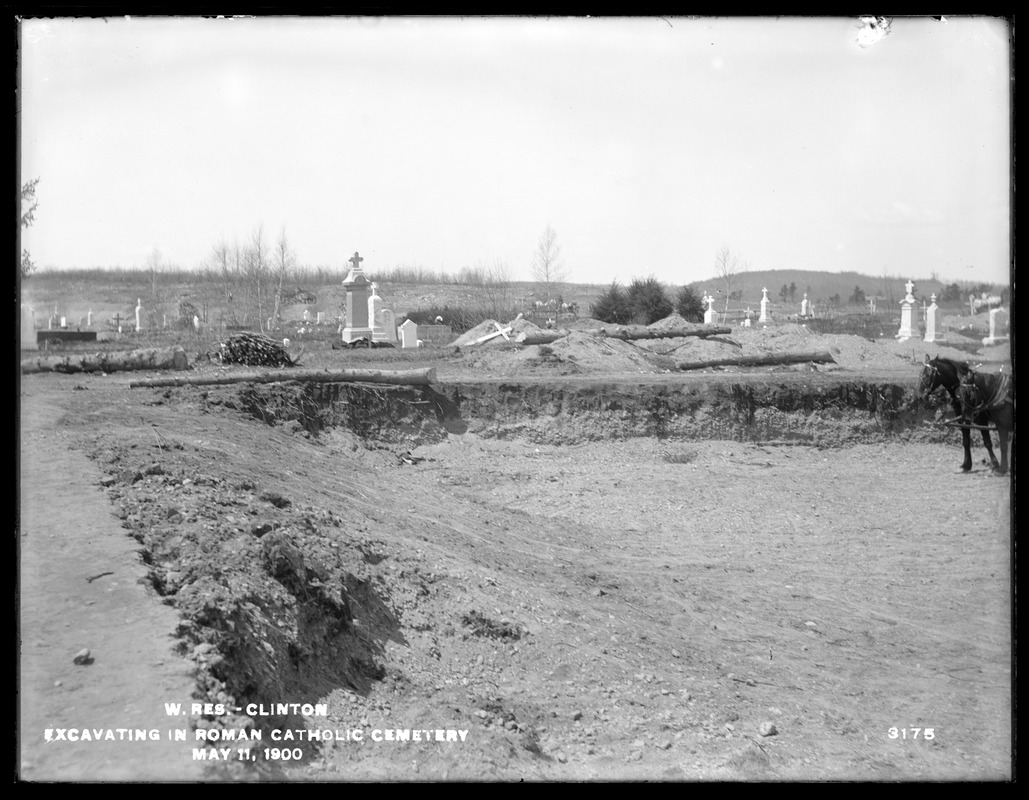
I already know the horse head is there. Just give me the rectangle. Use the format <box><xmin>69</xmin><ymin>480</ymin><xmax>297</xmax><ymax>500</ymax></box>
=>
<box><xmin>918</xmin><ymin>355</ymin><xmax>941</xmax><ymax>397</ymax></box>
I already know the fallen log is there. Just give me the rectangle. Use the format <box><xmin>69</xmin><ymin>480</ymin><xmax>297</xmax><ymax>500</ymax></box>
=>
<box><xmin>129</xmin><ymin>366</ymin><xmax>437</xmax><ymax>389</ymax></box>
<box><xmin>21</xmin><ymin>346</ymin><xmax>190</xmax><ymax>375</ymax></box>
<box><xmin>517</xmin><ymin>324</ymin><xmax>732</xmax><ymax>346</ymax></box>
<box><xmin>677</xmin><ymin>351</ymin><xmax>835</xmax><ymax>371</ymax></box>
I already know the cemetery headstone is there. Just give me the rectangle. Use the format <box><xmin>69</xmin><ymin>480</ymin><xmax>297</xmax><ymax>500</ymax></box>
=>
<box><xmin>135</xmin><ymin>298</ymin><xmax>143</xmax><ymax>332</ymax></box>
<box><xmin>983</xmin><ymin>307</ymin><xmax>1010</xmax><ymax>346</ymax></box>
<box><xmin>923</xmin><ymin>294</ymin><xmax>942</xmax><ymax>343</ymax></box>
<box><xmin>399</xmin><ymin>318</ymin><xmax>419</xmax><ymax>349</ymax></box>
<box><xmin>801</xmin><ymin>293</ymin><xmax>810</xmax><ymax>317</ymax></box>
<box><xmin>703</xmin><ymin>294</ymin><xmax>720</xmax><ymax>325</ymax></box>
<box><xmin>380</xmin><ymin>308</ymin><xmax>398</xmax><ymax>344</ymax></box>
<box><xmin>895</xmin><ymin>279</ymin><xmax>919</xmax><ymax>340</ymax></box>
<box><xmin>759</xmin><ymin>287</ymin><xmax>770</xmax><ymax>323</ymax></box>
<box><xmin>341</xmin><ymin>251</ymin><xmax>373</xmax><ymax>343</ymax></box>
<box><xmin>368</xmin><ymin>282</ymin><xmax>387</xmax><ymax>342</ymax></box>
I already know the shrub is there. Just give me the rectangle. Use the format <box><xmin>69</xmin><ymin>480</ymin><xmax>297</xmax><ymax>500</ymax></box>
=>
<box><xmin>627</xmin><ymin>276</ymin><xmax>673</xmax><ymax>325</ymax></box>
<box><xmin>675</xmin><ymin>286</ymin><xmax>705</xmax><ymax>323</ymax></box>
<box><xmin>589</xmin><ymin>281</ymin><xmax>633</xmax><ymax>325</ymax></box>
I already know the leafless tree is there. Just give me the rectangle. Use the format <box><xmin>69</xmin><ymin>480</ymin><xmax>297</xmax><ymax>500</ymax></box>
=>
<box><xmin>271</xmin><ymin>227</ymin><xmax>297</xmax><ymax>329</ymax></box>
<box><xmin>714</xmin><ymin>245</ymin><xmax>741</xmax><ymax>312</ymax></box>
<box><xmin>244</xmin><ymin>225</ymin><xmax>269</xmax><ymax>330</ymax></box>
<box><xmin>476</xmin><ymin>258</ymin><xmax>515</xmax><ymax>320</ymax></box>
<box><xmin>144</xmin><ymin>246</ymin><xmax>169</xmax><ymax>328</ymax></box>
<box><xmin>531</xmin><ymin>225</ymin><xmax>565</xmax><ymax>303</ymax></box>
<box><xmin>208</xmin><ymin>240</ymin><xmax>237</xmax><ymax>326</ymax></box>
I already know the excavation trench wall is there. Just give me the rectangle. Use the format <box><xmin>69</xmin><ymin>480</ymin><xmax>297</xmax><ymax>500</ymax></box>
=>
<box><xmin>227</xmin><ymin>377</ymin><xmax>957</xmax><ymax>448</ymax></box>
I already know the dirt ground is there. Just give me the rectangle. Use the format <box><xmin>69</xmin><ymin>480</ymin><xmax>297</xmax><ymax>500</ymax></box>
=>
<box><xmin>17</xmin><ymin>326</ymin><xmax>1014</xmax><ymax>783</ymax></box>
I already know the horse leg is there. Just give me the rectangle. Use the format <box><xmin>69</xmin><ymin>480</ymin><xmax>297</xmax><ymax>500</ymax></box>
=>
<box><xmin>978</xmin><ymin>422</ymin><xmax>1000</xmax><ymax>471</ymax></box>
<box><xmin>960</xmin><ymin>424</ymin><xmax>973</xmax><ymax>472</ymax></box>
<box><xmin>995</xmin><ymin>428</ymin><xmax>1009</xmax><ymax>475</ymax></box>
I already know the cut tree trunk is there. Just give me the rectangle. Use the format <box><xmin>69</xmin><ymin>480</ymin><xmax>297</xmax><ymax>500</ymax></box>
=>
<box><xmin>677</xmin><ymin>351</ymin><xmax>835</xmax><ymax>371</ymax></box>
<box><xmin>129</xmin><ymin>366</ymin><xmax>437</xmax><ymax>389</ymax></box>
<box><xmin>21</xmin><ymin>347</ymin><xmax>190</xmax><ymax>375</ymax></box>
<box><xmin>517</xmin><ymin>325</ymin><xmax>732</xmax><ymax>345</ymax></box>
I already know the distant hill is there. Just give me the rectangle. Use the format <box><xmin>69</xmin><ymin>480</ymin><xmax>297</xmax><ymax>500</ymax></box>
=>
<box><xmin>686</xmin><ymin>269</ymin><xmax>1007</xmax><ymax>312</ymax></box>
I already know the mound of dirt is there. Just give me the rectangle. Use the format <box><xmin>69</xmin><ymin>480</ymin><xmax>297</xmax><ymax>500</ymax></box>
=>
<box><xmin>647</xmin><ymin>312</ymin><xmax>693</xmax><ymax>330</ymax></box>
<box><xmin>451</xmin><ymin>317</ymin><xmax>544</xmax><ymax>349</ymax></box>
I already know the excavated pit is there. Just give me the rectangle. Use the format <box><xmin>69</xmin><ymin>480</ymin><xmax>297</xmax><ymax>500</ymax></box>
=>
<box><xmin>127</xmin><ymin>373</ymin><xmax>965</xmax><ymax>774</ymax></box>
<box><xmin>222</xmin><ymin>375</ymin><xmax>957</xmax><ymax>448</ymax></box>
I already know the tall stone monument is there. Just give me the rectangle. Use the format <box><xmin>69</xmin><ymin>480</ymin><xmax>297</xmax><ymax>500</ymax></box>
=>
<box><xmin>895</xmin><ymin>280</ymin><xmax>919</xmax><ymax>340</ymax></box>
<box><xmin>801</xmin><ymin>293</ymin><xmax>810</xmax><ymax>317</ymax></box>
<box><xmin>341</xmin><ymin>251</ymin><xmax>373</xmax><ymax>344</ymax></box>
<box><xmin>759</xmin><ymin>287</ymin><xmax>770</xmax><ymax>323</ymax></box>
<box><xmin>923</xmin><ymin>293</ymin><xmax>942</xmax><ymax>343</ymax></box>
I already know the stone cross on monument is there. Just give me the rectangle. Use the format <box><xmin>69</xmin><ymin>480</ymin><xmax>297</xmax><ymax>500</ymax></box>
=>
<box><xmin>703</xmin><ymin>294</ymin><xmax>719</xmax><ymax>325</ymax></box>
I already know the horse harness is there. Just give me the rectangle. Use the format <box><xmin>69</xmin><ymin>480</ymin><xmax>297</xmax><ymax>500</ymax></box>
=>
<box><xmin>960</xmin><ymin>372</ymin><xmax>1012</xmax><ymax>420</ymax></box>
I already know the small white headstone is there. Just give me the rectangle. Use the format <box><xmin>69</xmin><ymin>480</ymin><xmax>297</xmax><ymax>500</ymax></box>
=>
<box><xmin>983</xmin><ymin>307</ymin><xmax>1009</xmax><ymax>346</ymax></box>
<box><xmin>400</xmin><ymin>318</ymin><xmax>419</xmax><ymax>349</ymax></box>
<box><xmin>135</xmin><ymin>298</ymin><xmax>143</xmax><ymax>332</ymax></box>
<box><xmin>317</xmin><ymin>311</ymin><xmax>324</xmax><ymax>324</ymax></box>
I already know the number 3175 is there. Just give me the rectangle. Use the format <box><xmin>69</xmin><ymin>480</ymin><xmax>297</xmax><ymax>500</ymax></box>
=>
<box><xmin>889</xmin><ymin>727</ymin><xmax>935</xmax><ymax>739</ymax></box>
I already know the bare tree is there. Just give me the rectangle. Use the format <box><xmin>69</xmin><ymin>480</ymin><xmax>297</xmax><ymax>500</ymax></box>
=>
<box><xmin>713</xmin><ymin>245</ymin><xmax>740</xmax><ymax>312</ymax></box>
<box><xmin>244</xmin><ymin>225</ymin><xmax>269</xmax><ymax>330</ymax></box>
<box><xmin>271</xmin><ymin>227</ymin><xmax>297</xmax><ymax>329</ymax></box>
<box><xmin>477</xmin><ymin>258</ymin><xmax>515</xmax><ymax>320</ymax></box>
<box><xmin>145</xmin><ymin>246</ymin><xmax>169</xmax><ymax>329</ymax></box>
<box><xmin>531</xmin><ymin>225</ymin><xmax>565</xmax><ymax>303</ymax></box>
<box><xmin>209</xmin><ymin>240</ymin><xmax>237</xmax><ymax>326</ymax></box>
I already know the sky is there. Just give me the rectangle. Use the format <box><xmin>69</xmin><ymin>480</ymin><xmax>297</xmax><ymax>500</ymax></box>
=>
<box><xmin>18</xmin><ymin>15</ymin><xmax>1013</xmax><ymax>287</ymax></box>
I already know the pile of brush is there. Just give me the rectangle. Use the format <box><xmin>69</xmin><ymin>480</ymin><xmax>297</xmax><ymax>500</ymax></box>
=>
<box><xmin>219</xmin><ymin>332</ymin><xmax>301</xmax><ymax>367</ymax></box>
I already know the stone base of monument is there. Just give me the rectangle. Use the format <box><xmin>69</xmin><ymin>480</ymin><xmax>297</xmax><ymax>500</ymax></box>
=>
<box><xmin>341</xmin><ymin>326</ymin><xmax>374</xmax><ymax>344</ymax></box>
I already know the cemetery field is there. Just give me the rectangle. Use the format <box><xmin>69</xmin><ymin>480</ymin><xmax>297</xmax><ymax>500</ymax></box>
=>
<box><xmin>18</xmin><ymin>353</ymin><xmax>1012</xmax><ymax>782</ymax></box>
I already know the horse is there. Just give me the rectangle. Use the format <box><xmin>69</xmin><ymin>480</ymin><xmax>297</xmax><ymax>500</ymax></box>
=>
<box><xmin>956</xmin><ymin>368</ymin><xmax>1013</xmax><ymax>475</ymax></box>
<box><xmin>918</xmin><ymin>355</ymin><xmax>1002</xmax><ymax>473</ymax></box>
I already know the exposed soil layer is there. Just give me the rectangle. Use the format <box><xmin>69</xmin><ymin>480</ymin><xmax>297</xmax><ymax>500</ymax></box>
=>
<box><xmin>19</xmin><ymin>365</ymin><xmax>1012</xmax><ymax>782</ymax></box>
